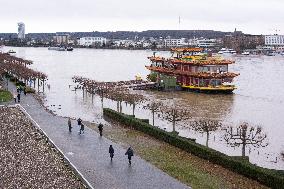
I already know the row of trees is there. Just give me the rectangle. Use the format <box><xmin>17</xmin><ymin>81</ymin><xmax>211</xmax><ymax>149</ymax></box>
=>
<box><xmin>0</xmin><ymin>53</ymin><xmax>47</xmax><ymax>88</ymax></box>
<box><xmin>72</xmin><ymin>75</ymin><xmax>268</xmax><ymax>157</ymax></box>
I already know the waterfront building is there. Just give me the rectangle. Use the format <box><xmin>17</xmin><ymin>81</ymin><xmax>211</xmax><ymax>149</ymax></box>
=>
<box><xmin>196</xmin><ymin>38</ymin><xmax>218</xmax><ymax>48</ymax></box>
<box><xmin>164</xmin><ymin>38</ymin><xmax>186</xmax><ymax>47</ymax></box>
<box><xmin>113</xmin><ymin>39</ymin><xmax>135</xmax><ymax>48</ymax></box>
<box><xmin>265</xmin><ymin>35</ymin><xmax>284</xmax><ymax>46</ymax></box>
<box><xmin>223</xmin><ymin>29</ymin><xmax>264</xmax><ymax>52</ymax></box>
<box><xmin>146</xmin><ymin>48</ymin><xmax>239</xmax><ymax>93</ymax></box>
<box><xmin>79</xmin><ymin>37</ymin><xmax>107</xmax><ymax>47</ymax></box>
<box><xmin>17</xmin><ymin>22</ymin><xmax>25</xmax><ymax>39</ymax></box>
<box><xmin>53</xmin><ymin>34</ymin><xmax>70</xmax><ymax>45</ymax></box>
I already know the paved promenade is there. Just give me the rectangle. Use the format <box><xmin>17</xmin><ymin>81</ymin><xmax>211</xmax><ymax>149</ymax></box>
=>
<box><xmin>4</xmin><ymin>84</ymin><xmax>190</xmax><ymax>189</ymax></box>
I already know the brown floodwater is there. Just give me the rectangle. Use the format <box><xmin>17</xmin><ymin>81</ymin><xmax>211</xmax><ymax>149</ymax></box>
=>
<box><xmin>4</xmin><ymin>47</ymin><xmax>284</xmax><ymax>170</ymax></box>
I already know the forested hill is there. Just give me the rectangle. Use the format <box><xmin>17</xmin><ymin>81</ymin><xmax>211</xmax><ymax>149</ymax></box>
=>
<box><xmin>0</xmin><ymin>30</ymin><xmax>231</xmax><ymax>40</ymax></box>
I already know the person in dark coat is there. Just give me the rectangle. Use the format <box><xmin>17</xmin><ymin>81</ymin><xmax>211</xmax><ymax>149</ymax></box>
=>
<box><xmin>98</xmin><ymin>123</ymin><xmax>103</xmax><ymax>136</ymax></box>
<box><xmin>13</xmin><ymin>93</ymin><xmax>17</xmax><ymax>103</ymax></box>
<box><xmin>68</xmin><ymin>118</ymin><xmax>72</xmax><ymax>132</ymax></box>
<box><xmin>79</xmin><ymin>123</ymin><xmax>84</xmax><ymax>134</ymax></box>
<box><xmin>109</xmin><ymin>145</ymin><xmax>114</xmax><ymax>161</ymax></box>
<box><xmin>17</xmin><ymin>93</ymin><xmax>21</xmax><ymax>103</ymax></box>
<box><xmin>23</xmin><ymin>86</ymin><xmax>27</xmax><ymax>95</ymax></box>
<box><xmin>125</xmin><ymin>147</ymin><xmax>134</xmax><ymax>164</ymax></box>
<box><xmin>77</xmin><ymin>118</ymin><xmax>82</xmax><ymax>126</ymax></box>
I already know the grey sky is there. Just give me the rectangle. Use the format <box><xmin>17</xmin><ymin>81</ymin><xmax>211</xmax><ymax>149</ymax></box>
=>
<box><xmin>0</xmin><ymin>0</ymin><xmax>283</xmax><ymax>34</ymax></box>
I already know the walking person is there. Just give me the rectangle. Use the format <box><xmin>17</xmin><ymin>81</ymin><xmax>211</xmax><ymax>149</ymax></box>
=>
<box><xmin>109</xmin><ymin>145</ymin><xmax>114</xmax><ymax>161</ymax></box>
<box><xmin>79</xmin><ymin>123</ymin><xmax>85</xmax><ymax>134</ymax></box>
<box><xmin>77</xmin><ymin>118</ymin><xmax>82</xmax><ymax>126</ymax></box>
<box><xmin>68</xmin><ymin>118</ymin><xmax>72</xmax><ymax>132</ymax></box>
<box><xmin>125</xmin><ymin>147</ymin><xmax>134</xmax><ymax>165</ymax></box>
<box><xmin>23</xmin><ymin>86</ymin><xmax>27</xmax><ymax>95</ymax></box>
<box><xmin>13</xmin><ymin>93</ymin><xmax>17</xmax><ymax>103</ymax></box>
<box><xmin>17</xmin><ymin>92</ymin><xmax>21</xmax><ymax>103</ymax></box>
<box><xmin>98</xmin><ymin>123</ymin><xmax>103</xmax><ymax>136</ymax></box>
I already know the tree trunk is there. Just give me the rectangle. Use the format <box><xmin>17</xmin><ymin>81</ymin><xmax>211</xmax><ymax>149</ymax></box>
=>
<box><xmin>242</xmin><ymin>142</ymin><xmax>246</xmax><ymax>157</ymax></box>
<box><xmin>206</xmin><ymin>131</ymin><xmax>209</xmax><ymax>147</ymax></box>
<box><xmin>119</xmin><ymin>101</ymin><xmax>122</xmax><ymax>113</ymax></box>
<box><xmin>117</xmin><ymin>101</ymin><xmax>119</xmax><ymax>112</ymax></box>
<box><xmin>101</xmin><ymin>97</ymin><xmax>104</xmax><ymax>109</ymax></box>
<box><xmin>42</xmin><ymin>80</ymin><xmax>45</xmax><ymax>93</ymax></box>
<box><xmin>152</xmin><ymin>109</ymin><xmax>155</xmax><ymax>126</ymax></box>
<box><xmin>173</xmin><ymin>118</ymin><xmax>176</xmax><ymax>132</ymax></box>
<box><xmin>37</xmin><ymin>79</ymin><xmax>39</xmax><ymax>92</ymax></box>
<box><xmin>132</xmin><ymin>104</ymin><xmax>135</xmax><ymax>116</ymax></box>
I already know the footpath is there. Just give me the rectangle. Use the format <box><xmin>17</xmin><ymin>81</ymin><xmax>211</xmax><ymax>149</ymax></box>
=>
<box><xmin>4</xmin><ymin>83</ymin><xmax>190</xmax><ymax>189</ymax></box>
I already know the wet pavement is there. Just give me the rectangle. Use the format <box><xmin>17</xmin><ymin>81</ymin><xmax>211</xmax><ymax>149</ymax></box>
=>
<box><xmin>4</xmin><ymin>83</ymin><xmax>190</xmax><ymax>189</ymax></box>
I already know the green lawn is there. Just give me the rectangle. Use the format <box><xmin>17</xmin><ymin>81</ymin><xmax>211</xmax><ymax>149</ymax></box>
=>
<box><xmin>0</xmin><ymin>89</ymin><xmax>13</xmax><ymax>103</ymax></box>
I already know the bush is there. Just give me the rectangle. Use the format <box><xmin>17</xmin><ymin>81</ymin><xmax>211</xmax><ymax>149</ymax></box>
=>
<box><xmin>16</xmin><ymin>81</ymin><xmax>26</xmax><ymax>87</ymax></box>
<box><xmin>0</xmin><ymin>89</ymin><xmax>13</xmax><ymax>102</ymax></box>
<box><xmin>25</xmin><ymin>86</ymin><xmax>36</xmax><ymax>93</ymax></box>
<box><xmin>103</xmin><ymin>108</ymin><xmax>284</xmax><ymax>188</ymax></box>
<box><xmin>10</xmin><ymin>77</ymin><xmax>17</xmax><ymax>82</ymax></box>
<box><xmin>147</xmin><ymin>72</ymin><xmax>157</xmax><ymax>82</ymax></box>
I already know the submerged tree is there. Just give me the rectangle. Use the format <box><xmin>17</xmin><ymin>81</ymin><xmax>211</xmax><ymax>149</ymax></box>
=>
<box><xmin>124</xmin><ymin>92</ymin><xmax>145</xmax><ymax>116</ymax></box>
<box><xmin>143</xmin><ymin>101</ymin><xmax>163</xmax><ymax>126</ymax></box>
<box><xmin>224</xmin><ymin>122</ymin><xmax>268</xmax><ymax>157</ymax></box>
<box><xmin>160</xmin><ymin>104</ymin><xmax>191</xmax><ymax>133</ymax></box>
<box><xmin>191</xmin><ymin>120</ymin><xmax>222</xmax><ymax>147</ymax></box>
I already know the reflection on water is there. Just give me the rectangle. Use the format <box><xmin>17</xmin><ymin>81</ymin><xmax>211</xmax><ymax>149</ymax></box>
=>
<box><xmin>5</xmin><ymin>47</ymin><xmax>284</xmax><ymax>170</ymax></box>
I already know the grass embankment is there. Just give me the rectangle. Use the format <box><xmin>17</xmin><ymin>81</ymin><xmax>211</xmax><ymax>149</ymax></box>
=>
<box><xmin>89</xmin><ymin>120</ymin><xmax>268</xmax><ymax>189</ymax></box>
<box><xmin>0</xmin><ymin>89</ymin><xmax>12</xmax><ymax>102</ymax></box>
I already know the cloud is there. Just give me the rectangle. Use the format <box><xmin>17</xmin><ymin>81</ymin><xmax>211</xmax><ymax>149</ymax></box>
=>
<box><xmin>0</xmin><ymin>0</ymin><xmax>283</xmax><ymax>34</ymax></box>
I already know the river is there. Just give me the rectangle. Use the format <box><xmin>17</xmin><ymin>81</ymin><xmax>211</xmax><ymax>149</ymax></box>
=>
<box><xmin>3</xmin><ymin>47</ymin><xmax>284</xmax><ymax>170</ymax></box>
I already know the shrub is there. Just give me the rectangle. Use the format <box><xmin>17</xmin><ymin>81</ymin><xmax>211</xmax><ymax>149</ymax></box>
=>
<box><xmin>25</xmin><ymin>86</ymin><xmax>36</xmax><ymax>93</ymax></box>
<box><xmin>10</xmin><ymin>77</ymin><xmax>17</xmax><ymax>82</ymax></box>
<box><xmin>0</xmin><ymin>89</ymin><xmax>13</xmax><ymax>102</ymax></box>
<box><xmin>103</xmin><ymin>108</ymin><xmax>284</xmax><ymax>188</ymax></box>
<box><xmin>16</xmin><ymin>81</ymin><xmax>26</xmax><ymax>87</ymax></box>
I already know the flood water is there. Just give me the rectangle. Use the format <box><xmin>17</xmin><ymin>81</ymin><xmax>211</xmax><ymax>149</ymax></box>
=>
<box><xmin>4</xmin><ymin>47</ymin><xmax>284</xmax><ymax>170</ymax></box>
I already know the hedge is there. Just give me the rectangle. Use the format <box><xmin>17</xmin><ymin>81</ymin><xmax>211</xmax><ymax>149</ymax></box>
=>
<box><xmin>103</xmin><ymin>108</ymin><xmax>284</xmax><ymax>188</ymax></box>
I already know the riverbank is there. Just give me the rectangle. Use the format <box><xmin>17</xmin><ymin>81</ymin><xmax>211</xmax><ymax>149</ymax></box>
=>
<box><xmin>88</xmin><ymin>118</ymin><xmax>269</xmax><ymax>189</ymax></box>
<box><xmin>3</xmin><ymin>80</ymin><xmax>189</xmax><ymax>189</ymax></box>
<box><xmin>0</xmin><ymin>106</ymin><xmax>86</xmax><ymax>188</ymax></box>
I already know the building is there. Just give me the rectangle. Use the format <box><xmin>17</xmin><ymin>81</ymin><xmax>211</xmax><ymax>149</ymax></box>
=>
<box><xmin>265</xmin><ymin>35</ymin><xmax>284</xmax><ymax>46</ymax></box>
<box><xmin>79</xmin><ymin>37</ymin><xmax>107</xmax><ymax>47</ymax></box>
<box><xmin>223</xmin><ymin>30</ymin><xmax>264</xmax><ymax>52</ymax></box>
<box><xmin>53</xmin><ymin>34</ymin><xmax>70</xmax><ymax>45</ymax></box>
<box><xmin>196</xmin><ymin>38</ymin><xmax>218</xmax><ymax>48</ymax></box>
<box><xmin>17</xmin><ymin>22</ymin><xmax>25</xmax><ymax>39</ymax></box>
<box><xmin>164</xmin><ymin>38</ymin><xmax>186</xmax><ymax>47</ymax></box>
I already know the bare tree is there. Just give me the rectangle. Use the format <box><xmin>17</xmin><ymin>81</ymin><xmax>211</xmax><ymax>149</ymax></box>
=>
<box><xmin>191</xmin><ymin>120</ymin><xmax>222</xmax><ymax>147</ymax></box>
<box><xmin>124</xmin><ymin>93</ymin><xmax>145</xmax><ymax>116</ymax></box>
<box><xmin>160</xmin><ymin>104</ymin><xmax>191</xmax><ymax>133</ymax></box>
<box><xmin>224</xmin><ymin>122</ymin><xmax>268</xmax><ymax>157</ymax></box>
<box><xmin>281</xmin><ymin>151</ymin><xmax>284</xmax><ymax>161</ymax></box>
<box><xmin>143</xmin><ymin>101</ymin><xmax>163</xmax><ymax>126</ymax></box>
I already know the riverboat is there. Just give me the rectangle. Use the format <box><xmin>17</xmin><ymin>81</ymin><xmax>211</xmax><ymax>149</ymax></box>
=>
<box><xmin>7</xmin><ymin>50</ymin><xmax>16</xmax><ymax>54</ymax></box>
<box><xmin>241</xmin><ymin>51</ymin><xmax>250</xmax><ymax>55</ymax></box>
<box><xmin>146</xmin><ymin>48</ymin><xmax>239</xmax><ymax>93</ymax></box>
<box><xmin>48</xmin><ymin>46</ymin><xmax>73</xmax><ymax>51</ymax></box>
<box><xmin>218</xmin><ymin>48</ymin><xmax>237</xmax><ymax>54</ymax></box>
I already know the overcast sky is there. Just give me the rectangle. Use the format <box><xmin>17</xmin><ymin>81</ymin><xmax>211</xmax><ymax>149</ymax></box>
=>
<box><xmin>0</xmin><ymin>0</ymin><xmax>283</xmax><ymax>34</ymax></box>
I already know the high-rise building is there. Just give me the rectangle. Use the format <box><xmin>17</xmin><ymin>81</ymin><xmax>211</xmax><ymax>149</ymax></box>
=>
<box><xmin>18</xmin><ymin>22</ymin><xmax>25</xmax><ymax>39</ymax></box>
